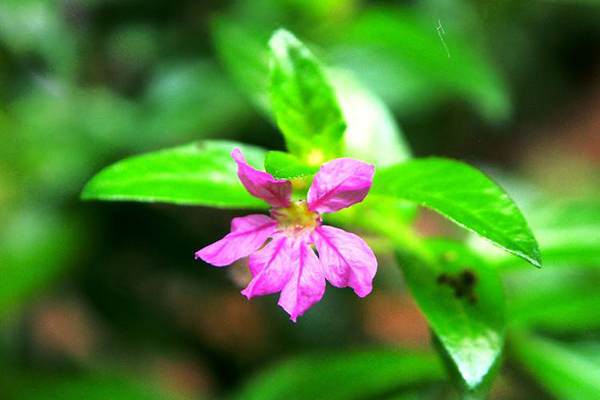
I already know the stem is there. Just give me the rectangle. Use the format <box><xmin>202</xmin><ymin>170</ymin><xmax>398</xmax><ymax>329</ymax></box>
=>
<box><xmin>367</xmin><ymin>210</ymin><xmax>440</xmax><ymax>271</ymax></box>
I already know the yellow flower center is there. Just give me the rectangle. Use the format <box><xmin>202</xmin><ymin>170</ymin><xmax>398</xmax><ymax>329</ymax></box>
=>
<box><xmin>272</xmin><ymin>201</ymin><xmax>320</xmax><ymax>236</ymax></box>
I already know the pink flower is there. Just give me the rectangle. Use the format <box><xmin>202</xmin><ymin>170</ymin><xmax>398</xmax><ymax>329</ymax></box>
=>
<box><xmin>196</xmin><ymin>149</ymin><xmax>378</xmax><ymax>322</ymax></box>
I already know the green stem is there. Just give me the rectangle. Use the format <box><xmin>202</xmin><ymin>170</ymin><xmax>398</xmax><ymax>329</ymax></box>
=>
<box><xmin>366</xmin><ymin>210</ymin><xmax>440</xmax><ymax>271</ymax></box>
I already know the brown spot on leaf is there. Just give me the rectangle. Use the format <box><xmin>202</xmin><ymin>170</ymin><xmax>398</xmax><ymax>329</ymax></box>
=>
<box><xmin>436</xmin><ymin>268</ymin><xmax>479</xmax><ymax>304</ymax></box>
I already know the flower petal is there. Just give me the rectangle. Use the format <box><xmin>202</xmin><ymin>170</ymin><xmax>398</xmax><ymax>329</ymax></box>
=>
<box><xmin>232</xmin><ymin>148</ymin><xmax>292</xmax><ymax>208</ymax></box>
<box><xmin>278</xmin><ymin>241</ymin><xmax>325</xmax><ymax>322</ymax></box>
<box><xmin>241</xmin><ymin>235</ymin><xmax>295</xmax><ymax>298</ymax></box>
<box><xmin>195</xmin><ymin>214</ymin><xmax>276</xmax><ymax>266</ymax></box>
<box><xmin>311</xmin><ymin>225</ymin><xmax>377</xmax><ymax>297</ymax></box>
<box><xmin>307</xmin><ymin>158</ymin><xmax>374</xmax><ymax>213</ymax></box>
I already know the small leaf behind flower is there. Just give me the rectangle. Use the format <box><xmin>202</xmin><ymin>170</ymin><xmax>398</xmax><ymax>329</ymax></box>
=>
<box><xmin>330</xmin><ymin>70</ymin><xmax>411</xmax><ymax>167</ymax></box>
<box><xmin>264</xmin><ymin>151</ymin><xmax>319</xmax><ymax>179</ymax></box>
<box><xmin>269</xmin><ymin>29</ymin><xmax>346</xmax><ymax>160</ymax></box>
<box><xmin>81</xmin><ymin>140</ymin><xmax>269</xmax><ymax>209</ymax></box>
<box><xmin>374</xmin><ymin>158</ymin><xmax>541</xmax><ymax>268</ymax></box>
<box><xmin>212</xmin><ymin>23</ymin><xmax>412</xmax><ymax>167</ymax></box>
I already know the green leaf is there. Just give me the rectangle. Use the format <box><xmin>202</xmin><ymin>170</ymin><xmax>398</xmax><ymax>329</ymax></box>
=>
<box><xmin>269</xmin><ymin>29</ymin><xmax>346</xmax><ymax>161</ymax></box>
<box><xmin>529</xmin><ymin>201</ymin><xmax>600</xmax><ymax>265</ymax></box>
<box><xmin>473</xmin><ymin>199</ymin><xmax>600</xmax><ymax>269</ymax></box>
<box><xmin>396</xmin><ymin>239</ymin><xmax>505</xmax><ymax>389</ymax></box>
<box><xmin>506</xmin><ymin>200</ymin><xmax>600</xmax><ymax>268</ymax></box>
<box><xmin>512</xmin><ymin>333</ymin><xmax>600</xmax><ymax>400</ymax></box>
<box><xmin>81</xmin><ymin>140</ymin><xmax>268</xmax><ymax>209</ymax></box>
<box><xmin>212</xmin><ymin>22</ymin><xmax>411</xmax><ymax>166</ymax></box>
<box><xmin>431</xmin><ymin>332</ymin><xmax>501</xmax><ymax>400</ymax></box>
<box><xmin>232</xmin><ymin>348</ymin><xmax>444</xmax><ymax>400</ymax></box>
<box><xmin>264</xmin><ymin>151</ymin><xmax>319</xmax><ymax>179</ymax></box>
<box><xmin>329</xmin><ymin>70</ymin><xmax>411</xmax><ymax>167</ymax></box>
<box><xmin>374</xmin><ymin>158</ymin><xmax>541</xmax><ymax>268</ymax></box>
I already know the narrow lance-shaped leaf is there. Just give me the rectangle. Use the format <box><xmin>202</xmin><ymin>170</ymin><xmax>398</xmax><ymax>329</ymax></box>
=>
<box><xmin>269</xmin><ymin>29</ymin><xmax>346</xmax><ymax>161</ymax></box>
<box><xmin>492</xmin><ymin>200</ymin><xmax>600</xmax><ymax>268</ymax></box>
<box><xmin>396</xmin><ymin>239</ymin><xmax>505</xmax><ymax>390</ymax></box>
<box><xmin>212</xmin><ymin>22</ymin><xmax>413</xmax><ymax>168</ymax></box>
<box><xmin>81</xmin><ymin>140</ymin><xmax>269</xmax><ymax>209</ymax></box>
<box><xmin>374</xmin><ymin>158</ymin><xmax>541</xmax><ymax>268</ymax></box>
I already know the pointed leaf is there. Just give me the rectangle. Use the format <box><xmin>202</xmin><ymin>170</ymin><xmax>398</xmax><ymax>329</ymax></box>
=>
<box><xmin>431</xmin><ymin>332</ymin><xmax>501</xmax><ymax>400</ymax></box>
<box><xmin>375</xmin><ymin>158</ymin><xmax>541</xmax><ymax>268</ymax></box>
<box><xmin>397</xmin><ymin>239</ymin><xmax>505</xmax><ymax>389</ymax></box>
<box><xmin>269</xmin><ymin>29</ymin><xmax>346</xmax><ymax>160</ymax></box>
<box><xmin>496</xmin><ymin>200</ymin><xmax>600</xmax><ymax>268</ymax></box>
<box><xmin>81</xmin><ymin>140</ymin><xmax>269</xmax><ymax>209</ymax></box>
<box><xmin>212</xmin><ymin>22</ymin><xmax>412</xmax><ymax>166</ymax></box>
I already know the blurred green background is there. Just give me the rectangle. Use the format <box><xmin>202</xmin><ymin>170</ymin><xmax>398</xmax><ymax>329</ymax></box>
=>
<box><xmin>2</xmin><ymin>0</ymin><xmax>600</xmax><ymax>399</ymax></box>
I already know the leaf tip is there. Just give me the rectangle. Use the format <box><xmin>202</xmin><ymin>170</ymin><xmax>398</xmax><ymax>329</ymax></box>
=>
<box><xmin>527</xmin><ymin>247</ymin><xmax>543</xmax><ymax>269</ymax></box>
<box><xmin>269</xmin><ymin>28</ymin><xmax>296</xmax><ymax>46</ymax></box>
<box><xmin>269</xmin><ymin>28</ymin><xmax>304</xmax><ymax>62</ymax></box>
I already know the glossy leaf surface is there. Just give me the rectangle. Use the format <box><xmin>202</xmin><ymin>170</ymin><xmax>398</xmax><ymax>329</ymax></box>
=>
<box><xmin>375</xmin><ymin>158</ymin><xmax>541</xmax><ymax>268</ymax></box>
<box><xmin>81</xmin><ymin>141</ymin><xmax>269</xmax><ymax>209</ymax></box>
<box><xmin>269</xmin><ymin>29</ymin><xmax>346</xmax><ymax>159</ymax></box>
<box><xmin>397</xmin><ymin>239</ymin><xmax>505</xmax><ymax>389</ymax></box>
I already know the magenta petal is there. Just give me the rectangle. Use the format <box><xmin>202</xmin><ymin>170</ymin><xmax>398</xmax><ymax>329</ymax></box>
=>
<box><xmin>307</xmin><ymin>158</ymin><xmax>375</xmax><ymax>213</ymax></box>
<box><xmin>232</xmin><ymin>148</ymin><xmax>292</xmax><ymax>208</ymax></box>
<box><xmin>278</xmin><ymin>241</ymin><xmax>325</xmax><ymax>322</ymax></box>
<box><xmin>195</xmin><ymin>214</ymin><xmax>276</xmax><ymax>266</ymax></box>
<box><xmin>311</xmin><ymin>225</ymin><xmax>377</xmax><ymax>297</ymax></box>
<box><xmin>241</xmin><ymin>235</ymin><xmax>295</xmax><ymax>298</ymax></box>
